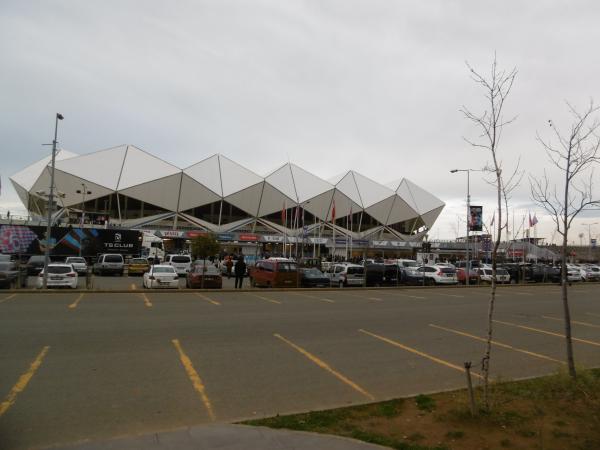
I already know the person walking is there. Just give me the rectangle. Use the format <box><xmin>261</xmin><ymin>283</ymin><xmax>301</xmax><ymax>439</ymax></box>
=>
<box><xmin>234</xmin><ymin>256</ymin><xmax>246</xmax><ymax>289</ymax></box>
<box><xmin>226</xmin><ymin>257</ymin><xmax>233</xmax><ymax>279</ymax></box>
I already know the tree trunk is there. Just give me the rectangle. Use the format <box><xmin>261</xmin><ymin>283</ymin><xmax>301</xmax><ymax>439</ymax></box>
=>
<box><xmin>562</xmin><ymin>216</ymin><xmax>576</xmax><ymax>378</ymax></box>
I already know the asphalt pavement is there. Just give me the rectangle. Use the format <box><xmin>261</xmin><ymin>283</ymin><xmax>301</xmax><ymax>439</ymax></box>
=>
<box><xmin>1</xmin><ymin>284</ymin><xmax>599</xmax><ymax>449</ymax></box>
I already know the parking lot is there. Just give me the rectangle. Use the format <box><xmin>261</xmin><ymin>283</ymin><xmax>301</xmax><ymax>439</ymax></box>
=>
<box><xmin>1</xmin><ymin>284</ymin><xmax>599</xmax><ymax>449</ymax></box>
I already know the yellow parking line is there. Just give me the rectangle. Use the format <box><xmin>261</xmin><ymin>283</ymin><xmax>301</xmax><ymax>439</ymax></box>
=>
<box><xmin>245</xmin><ymin>292</ymin><xmax>281</xmax><ymax>304</ymax></box>
<box><xmin>67</xmin><ymin>293</ymin><xmax>85</xmax><ymax>309</ymax></box>
<box><xmin>141</xmin><ymin>293</ymin><xmax>153</xmax><ymax>308</ymax></box>
<box><xmin>542</xmin><ymin>315</ymin><xmax>600</xmax><ymax>329</ymax></box>
<box><xmin>0</xmin><ymin>346</ymin><xmax>50</xmax><ymax>417</ymax></box>
<box><xmin>359</xmin><ymin>328</ymin><xmax>482</xmax><ymax>379</ymax></box>
<box><xmin>292</xmin><ymin>292</ymin><xmax>335</xmax><ymax>303</ymax></box>
<box><xmin>130</xmin><ymin>284</ymin><xmax>136</xmax><ymax>290</ymax></box>
<box><xmin>0</xmin><ymin>294</ymin><xmax>17</xmax><ymax>304</ymax></box>
<box><xmin>429</xmin><ymin>323</ymin><xmax>565</xmax><ymax>365</ymax></box>
<box><xmin>341</xmin><ymin>291</ymin><xmax>383</xmax><ymax>301</ymax></box>
<box><xmin>494</xmin><ymin>319</ymin><xmax>600</xmax><ymax>347</ymax></box>
<box><xmin>194</xmin><ymin>292</ymin><xmax>220</xmax><ymax>306</ymax></box>
<box><xmin>171</xmin><ymin>339</ymin><xmax>215</xmax><ymax>421</ymax></box>
<box><xmin>274</xmin><ymin>333</ymin><xmax>374</xmax><ymax>400</ymax></box>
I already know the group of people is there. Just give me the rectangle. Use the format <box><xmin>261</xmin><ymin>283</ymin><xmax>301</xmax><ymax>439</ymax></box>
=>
<box><xmin>222</xmin><ymin>255</ymin><xmax>246</xmax><ymax>289</ymax></box>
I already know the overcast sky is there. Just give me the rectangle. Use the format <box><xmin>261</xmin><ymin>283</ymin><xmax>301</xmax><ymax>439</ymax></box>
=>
<box><xmin>2</xmin><ymin>1</ymin><xmax>600</xmax><ymax>243</ymax></box>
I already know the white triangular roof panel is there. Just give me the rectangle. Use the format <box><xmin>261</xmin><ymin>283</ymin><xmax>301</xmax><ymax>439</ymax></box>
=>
<box><xmin>334</xmin><ymin>172</ymin><xmax>363</xmax><ymax>207</ymax></box>
<box><xmin>421</xmin><ymin>205</ymin><xmax>444</xmax><ymax>228</ymax></box>
<box><xmin>119</xmin><ymin>173</ymin><xmax>182</xmax><ymax>211</ymax></box>
<box><xmin>117</xmin><ymin>145</ymin><xmax>180</xmax><ymax>191</ymax></box>
<box><xmin>397</xmin><ymin>179</ymin><xmax>445</xmax><ymax>215</ymax></box>
<box><xmin>257</xmin><ymin>183</ymin><xmax>296</xmax><ymax>217</ymax></box>
<box><xmin>302</xmin><ymin>189</ymin><xmax>335</xmax><ymax>221</ymax></box>
<box><xmin>10</xmin><ymin>149</ymin><xmax>78</xmax><ymax>192</ymax></box>
<box><xmin>386</xmin><ymin>196</ymin><xmax>419</xmax><ymax>225</ymax></box>
<box><xmin>54</xmin><ymin>145</ymin><xmax>127</xmax><ymax>190</ymax></box>
<box><xmin>265</xmin><ymin>164</ymin><xmax>298</xmax><ymax>202</ymax></box>
<box><xmin>352</xmin><ymin>171</ymin><xmax>395</xmax><ymax>208</ymax></box>
<box><xmin>290</xmin><ymin>164</ymin><xmax>333</xmax><ymax>204</ymax></box>
<box><xmin>177</xmin><ymin>173</ymin><xmax>222</xmax><ymax>211</ymax></box>
<box><xmin>219</xmin><ymin>155</ymin><xmax>263</xmax><ymax>198</ymax></box>
<box><xmin>224</xmin><ymin>182</ymin><xmax>264</xmax><ymax>216</ymax></box>
<box><xmin>184</xmin><ymin>155</ymin><xmax>222</xmax><ymax>197</ymax></box>
<box><xmin>365</xmin><ymin>196</ymin><xmax>396</xmax><ymax>225</ymax></box>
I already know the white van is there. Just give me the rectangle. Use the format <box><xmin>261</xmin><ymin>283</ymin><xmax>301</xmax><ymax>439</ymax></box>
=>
<box><xmin>164</xmin><ymin>254</ymin><xmax>192</xmax><ymax>275</ymax></box>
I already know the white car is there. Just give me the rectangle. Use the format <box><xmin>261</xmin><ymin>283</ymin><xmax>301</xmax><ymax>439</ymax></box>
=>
<box><xmin>580</xmin><ymin>265</ymin><xmax>600</xmax><ymax>282</ymax></box>
<box><xmin>164</xmin><ymin>254</ymin><xmax>192</xmax><ymax>276</ymax></box>
<box><xmin>65</xmin><ymin>257</ymin><xmax>88</xmax><ymax>274</ymax></box>
<box><xmin>477</xmin><ymin>267</ymin><xmax>511</xmax><ymax>284</ymax></box>
<box><xmin>416</xmin><ymin>265</ymin><xmax>458</xmax><ymax>285</ymax></box>
<box><xmin>328</xmin><ymin>263</ymin><xmax>364</xmax><ymax>287</ymax></box>
<box><xmin>566</xmin><ymin>265</ymin><xmax>583</xmax><ymax>282</ymax></box>
<box><xmin>143</xmin><ymin>265</ymin><xmax>179</xmax><ymax>289</ymax></box>
<box><xmin>37</xmin><ymin>264</ymin><xmax>78</xmax><ymax>289</ymax></box>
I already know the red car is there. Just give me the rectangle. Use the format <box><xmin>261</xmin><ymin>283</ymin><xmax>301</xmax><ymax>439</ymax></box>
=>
<box><xmin>456</xmin><ymin>267</ymin><xmax>479</xmax><ymax>285</ymax></box>
<box><xmin>186</xmin><ymin>260</ymin><xmax>223</xmax><ymax>289</ymax></box>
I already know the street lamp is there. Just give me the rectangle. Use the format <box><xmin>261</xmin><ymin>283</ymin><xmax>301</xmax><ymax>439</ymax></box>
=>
<box><xmin>582</xmin><ymin>222</ymin><xmax>598</xmax><ymax>261</ymax></box>
<box><xmin>450</xmin><ymin>168</ymin><xmax>486</xmax><ymax>286</ymax></box>
<box><xmin>76</xmin><ymin>183</ymin><xmax>92</xmax><ymax>256</ymax></box>
<box><xmin>42</xmin><ymin>113</ymin><xmax>64</xmax><ymax>289</ymax></box>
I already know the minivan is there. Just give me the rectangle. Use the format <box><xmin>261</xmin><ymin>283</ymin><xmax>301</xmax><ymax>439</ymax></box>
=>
<box><xmin>93</xmin><ymin>254</ymin><xmax>124</xmax><ymax>276</ymax></box>
<box><xmin>328</xmin><ymin>263</ymin><xmax>364</xmax><ymax>287</ymax></box>
<box><xmin>164</xmin><ymin>254</ymin><xmax>192</xmax><ymax>275</ymax></box>
<box><xmin>248</xmin><ymin>258</ymin><xmax>298</xmax><ymax>288</ymax></box>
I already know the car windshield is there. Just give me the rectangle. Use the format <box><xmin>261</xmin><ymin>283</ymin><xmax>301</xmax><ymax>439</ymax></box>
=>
<box><xmin>67</xmin><ymin>258</ymin><xmax>86</xmax><ymax>263</ymax></box>
<box><xmin>48</xmin><ymin>266</ymin><xmax>71</xmax><ymax>274</ymax></box>
<box><xmin>171</xmin><ymin>256</ymin><xmax>191</xmax><ymax>263</ymax></box>
<box><xmin>154</xmin><ymin>267</ymin><xmax>175</xmax><ymax>273</ymax></box>
<box><xmin>105</xmin><ymin>255</ymin><xmax>123</xmax><ymax>263</ymax></box>
<box><xmin>278</xmin><ymin>263</ymin><xmax>297</xmax><ymax>272</ymax></box>
<box><xmin>304</xmin><ymin>268</ymin><xmax>324</xmax><ymax>277</ymax></box>
<box><xmin>346</xmin><ymin>267</ymin><xmax>364</xmax><ymax>275</ymax></box>
<box><xmin>439</xmin><ymin>268</ymin><xmax>456</xmax><ymax>274</ymax></box>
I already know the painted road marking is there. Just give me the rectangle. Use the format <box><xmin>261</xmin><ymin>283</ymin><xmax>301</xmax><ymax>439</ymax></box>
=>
<box><xmin>274</xmin><ymin>333</ymin><xmax>374</xmax><ymax>400</ymax></box>
<box><xmin>171</xmin><ymin>339</ymin><xmax>215</xmax><ymax>421</ymax></box>
<box><xmin>291</xmin><ymin>292</ymin><xmax>335</xmax><ymax>303</ymax></box>
<box><xmin>359</xmin><ymin>328</ymin><xmax>482</xmax><ymax>379</ymax></box>
<box><xmin>67</xmin><ymin>293</ymin><xmax>85</xmax><ymax>309</ymax></box>
<box><xmin>436</xmin><ymin>293</ymin><xmax>465</xmax><ymax>298</ymax></box>
<box><xmin>0</xmin><ymin>346</ymin><xmax>50</xmax><ymax>417</ymax></box>
<box><xmin>508</xmin><ymin>291</ymin><xmax>534</xmax><ymax>296</ymax></box>
<box><xmin>494</xmin><ymin>319</ymin><xmax>600</xmax><ymax>347</ymax></box>
<box><xmin>586</xmin><ymin>312</ymin><xmax>600</xmax><ymax>319</ymax></box>
<box><xmin>245</xmin><ymin>292</ymin><xmax>281</xmax><ymax>304</ymax></box>
<box><xmin>141</xmin><ymin>293</ymin><xmax>153</xmax><ymax>308</ymax></box>
<box><xmin>194</xmin><ymin>292</ymin><xmax>220</xmax><ymax>306</ymax></box>
<box><xmin>429</xmin><ymin>323</ymin><xmax>565</xmax><ymax>365</ymax></box>
<box><xmin>378</xmin><ymin>290</ymin><xmax>426</xmax><ymax>300</ymax></box>
<box><xmin>542</xmin><ymin>315</ymin><xmax>600</xmax><ymax>329</ymax></box>
<box><xmin>130</xmin><ymin>283</ymin><xmax>136</xmax><ymax>290</ymax></box>
<box><xmin>0</xmin><ymin>294</ymin><xmax>17</xmax><ymax>304</ymax></box>
<box><xmin>342</xmin><ymin>291</ymin><xmax>382</xmax><ymax>301</ymax></box>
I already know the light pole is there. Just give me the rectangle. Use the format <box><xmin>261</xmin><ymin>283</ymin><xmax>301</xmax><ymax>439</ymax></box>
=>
<box><xmin>76</xmin><ymin>183</ymin><xmax>92</xmax><ymax>256</ymax></box>
<box><xmin>42</xmin><ymin>113</ymin><xmax>64</xmax><ymax>289</ymax></box>
<box><xmin>582</xmin><ymin>222</ymin><xmax>598</xmax><ymax>261</ymax></box>
<box><xmin>450</xmin><ymin>168</ymin><xmax>477</xmax><ymax>286</ymax></box>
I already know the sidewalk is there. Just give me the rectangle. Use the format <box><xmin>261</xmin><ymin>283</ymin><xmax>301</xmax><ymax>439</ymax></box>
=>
<box><xmin>45</xmin><ymin>424</ymin><xmax>389</xmax><ymax>450</ymax></box>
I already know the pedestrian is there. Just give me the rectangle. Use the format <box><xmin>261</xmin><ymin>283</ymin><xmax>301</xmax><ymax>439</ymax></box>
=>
<box><xmin>234</xmin><ymin>256</ymin><xmax>246</xmax><ymax>289</ymax></box>
<box><xmin>226</xmin><ymin>257</ymin><xmax>233</xmax><ymax>279</ymax></box>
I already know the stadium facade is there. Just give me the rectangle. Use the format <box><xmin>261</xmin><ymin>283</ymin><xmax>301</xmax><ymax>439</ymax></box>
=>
<box><xmin>10</xmin><ymin>145</ymin><xmax>445</xmax><ymax>247</ymax></box>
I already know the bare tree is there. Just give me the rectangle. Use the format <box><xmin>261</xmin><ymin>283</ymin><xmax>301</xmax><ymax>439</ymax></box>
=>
<box><xmin>530</xmin><ymin>101</ymin><xmax>600</xmax><ymax>378</ymax></box>
<box><xmin>461</xmin><ymin>55</ymin><xmax>519</xmax><ymax>410</ymax></box>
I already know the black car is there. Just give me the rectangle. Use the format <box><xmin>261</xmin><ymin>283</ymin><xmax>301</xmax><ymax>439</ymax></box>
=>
<box><xmin>398</xmin><ymin>267</ymin><xmax>426</xmax><ymax>286</ymax></box>
<box><xmin>26</xmin><ymin>255</ymin><xmax>47</xmax><ymax>275</ymax></box>
<box><xmin>299</xmin><ymin>268</ymin><xmax>330</xmax><ymax>288</ymax></box>
<box><xmin>0</xmin><ymin>261</ymin><xmax>28</xmax><ymax>288</ymax></box>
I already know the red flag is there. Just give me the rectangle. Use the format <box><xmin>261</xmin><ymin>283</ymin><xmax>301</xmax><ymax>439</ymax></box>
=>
<box><xmin>331</xmin><ymin>201</ymin><xmax>336</xmax><ymax>223</ymax></box>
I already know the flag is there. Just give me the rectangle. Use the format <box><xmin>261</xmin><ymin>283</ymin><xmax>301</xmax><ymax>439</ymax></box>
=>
<box><xmin>531</xmin><ymin>214</ymin><xmax>538</xmax><ymax>226</ymax></box>
<box><xmin>331</xmin><ymin>200</ymin><xmax>336</xmax><ymax>223</ymax></box>
<box><xmin>490</xmin><ymin>211</ymin><xmax>495</xmax><ymax>227</ymax></box>
<box><xmin>528</xmin><ymin>212</ymin><xmax>533</xmax><ymax>228</ymax></box>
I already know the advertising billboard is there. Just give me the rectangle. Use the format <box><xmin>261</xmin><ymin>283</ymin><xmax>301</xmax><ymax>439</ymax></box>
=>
<box><xmin>468</xmin><ymin>205</ymin><xmax>483</xmax><ymax>232</ymax></box>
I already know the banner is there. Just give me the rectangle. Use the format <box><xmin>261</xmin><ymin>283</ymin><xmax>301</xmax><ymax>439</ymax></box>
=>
<box><xmin>468</xmin><ymin>205</ymin><xmax>483</xmax><ymax>232</ymax></box>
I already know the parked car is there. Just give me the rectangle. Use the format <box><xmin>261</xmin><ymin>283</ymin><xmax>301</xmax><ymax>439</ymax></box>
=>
<box><xmin>398</xmin><ymin>267</ymin><xmax>425</xmax><ymax>285</ymax></box>
<box><xmin>299</xmin><ymin>268</ymin><xmax>330</xmax><ymax>288</ymax></box>
<box><xmin>65</xmin><ymin>257</ymin><xmax>88</xmax><ymax>274</ymax></box>
<box><xmin>580</xmin><ymin>265</ymin><xmax>600</xmax><ymax>282</ymax></box>
<box><xmin>566</xmin><ymin>265</ymin><xmax>582</xmax><ymax>282</ymax></box>
<box><xmin>248</xmin><ymin>258</ymin><xmax>298</xmax><ymax>288</ymax></box>
<box><xmin>415</xmin><ymin>265</ymin><xmax>458</xmax><ymax>285</ymax></box>
<box><xmin>93</xmin><ymin>254</ymin><xmax>125</xmax><ymax>276</ymax></box>
<box><xmin>328</xmin><ymin>263</ymin><xmax>364</xmax><ymax>287</ymax></box>
<box><xmin>164</xmin><ymin>254</ymin><xmax>192</xmax><ymax>276</ymax></box>
<box><xmin>128</xmin><ymin>258</ymin><xmax>150</xmax><ymax>276</ymax></box>
<box><xmin>36</xmin><ymin>264</ymin><xmax>78</xmax><ymax>289</ymax></box>
<box><xmin>456</xmin><ymin>267</ymin><xmax>480</xmax><ymax>285</ymax></box>
<box><xmin>186</xmin><ymin>260</ymin><xmax>222</xmax><ymax>289</ymax></box>
<box><xmin>363</xmin><ymin>263</ymin><xmax>400</xmax><ymax>287</ymax></box>
<box><xmin>143</xmin><ymin>265</ymin><xmax>179</xmax><ymax>289</ymax></box>
<box><xmin>26</xmin><ymin>255</ymin><xmax>47</xmax><ymax>275</ymax></box>
<box><xmin>477</xmin><ymin>267</ymin><xmax>511</xmax><ymax>284</ymax></box>
<box><xmin>0</xmin><ymin>261</ymin><xmax>28</xmax><ymax>288</ymax></box>
<box><xmin>297</xmin><ymin>258</ymin><xmax>322</xmax><ymax>271</ymax></box>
